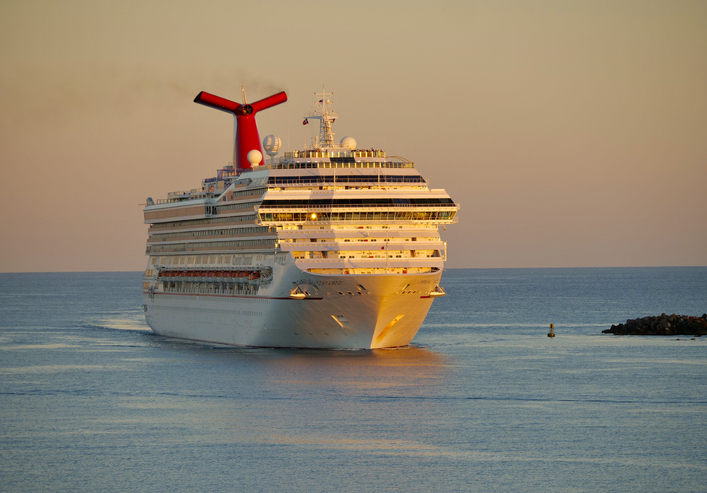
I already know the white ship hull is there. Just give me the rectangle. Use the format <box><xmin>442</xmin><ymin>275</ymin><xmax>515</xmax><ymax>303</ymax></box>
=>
<box><xmin>144</xmin><ymin>264</ymin><xmax>442</xmax><ymax>349</ymax></box>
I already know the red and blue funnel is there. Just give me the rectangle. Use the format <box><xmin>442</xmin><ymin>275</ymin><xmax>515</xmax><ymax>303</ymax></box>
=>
<box><xmin>194</xmin><ymin>90</ymin><xmax>287</xmax><ymax>170</ymax></box>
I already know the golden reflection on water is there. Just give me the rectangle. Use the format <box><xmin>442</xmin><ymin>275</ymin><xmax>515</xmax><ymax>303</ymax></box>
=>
<box><xmin>273</xmin><ymin>346</ymin><xmax>448</xmax><ymax>390</ymax></box>
<box><xmin>262</xmin><ymin>433</ymin><xmax>467</xmax><ymax>458</ymax></box>
<box><xmin>171</xmin><ymin>346</ymin><xmax>457</xmax><ymax>455</ymax></box>
<box><xmin>0</xmin><ymin>343</ymin><xmax>78</xmax><ymax>351</ymax></box>
<box><xmin>0</xmin><ymin>364</ymin><xmax>124</xmax><ymax>374</ymax></box>
<box><xmin>97</xmin><ymin>318</ymin><xmax>151</xmax><ymax>331</ymax></box>
<box><xmin>260</xmin><ymin>431</ymin><xmax>646</xmax><ymax>464</ymax></box>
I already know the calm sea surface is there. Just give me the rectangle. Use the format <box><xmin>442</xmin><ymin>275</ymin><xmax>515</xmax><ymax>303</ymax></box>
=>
<box><xmin>1</xmin><ymin>268</ymin><xmax>706</xmax><ymax>492</ymax></box>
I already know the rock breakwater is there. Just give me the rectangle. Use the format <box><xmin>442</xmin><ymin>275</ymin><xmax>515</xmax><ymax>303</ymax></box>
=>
<box><xmin>603</xmin><ymin>314</ymin><xmax>707</xmax><ymax>336</ymax></box>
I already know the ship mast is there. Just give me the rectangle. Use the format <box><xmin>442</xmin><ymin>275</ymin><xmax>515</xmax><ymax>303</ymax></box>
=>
<box><xmin>304</xmin><ymin>86</ymin><xmax>338</xmax><ymax>149</ymax></box>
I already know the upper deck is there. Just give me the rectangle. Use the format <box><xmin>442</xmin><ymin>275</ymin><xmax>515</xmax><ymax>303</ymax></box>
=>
<box><xmin>143</xmin><ymin>87</ymin><xmax>459</xmax><ymax>231</ymax></box>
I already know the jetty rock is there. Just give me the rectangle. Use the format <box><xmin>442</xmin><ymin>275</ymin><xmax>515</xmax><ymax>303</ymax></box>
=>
<box><xmin>603</xmin><ymin>314</ymin><xmax>707</xmax><ymax>336</ymax></box>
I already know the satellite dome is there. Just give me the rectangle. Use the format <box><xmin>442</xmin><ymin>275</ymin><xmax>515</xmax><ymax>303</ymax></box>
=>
<box><xmin>247</xmin><ymin>149</ymin><xmax>263</xmax><ymax>166</ymax></box>
<box><xmin>263</xmin><ymin>134</ymin><xmax>282</xmax><ymax>154</ymax></box>
<box><xmin>340</xmin><ymin>136</ymin><xmax>357</xmax><ymax>150</ymax></box>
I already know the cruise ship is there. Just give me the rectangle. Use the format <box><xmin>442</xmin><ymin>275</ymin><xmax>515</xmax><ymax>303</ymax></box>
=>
<box><xmin>142</xmin><ymin>87</ymin><xmax>459</xmax><ymax>349</ymax></box>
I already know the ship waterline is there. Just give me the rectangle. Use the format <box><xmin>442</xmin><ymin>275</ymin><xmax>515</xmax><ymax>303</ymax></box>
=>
<box><xmin>142</xmin><ymin>87</ymin><xmax>458</xmax><ymax>349</ymax></box>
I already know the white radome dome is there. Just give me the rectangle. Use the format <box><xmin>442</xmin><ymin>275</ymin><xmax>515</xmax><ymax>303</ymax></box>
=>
<box><xmin>263</xmin><ymin>134</ymin><xmax>282</xmax><ymax>154</ymax></box>
<box><xmin>340</xmin><ymin>136</ymin><xmax>357</xmax><ymax>150</ymax></box>
<box><xmin>247</xmin><ymin>149</ymin><xmax>263</xmax><ymax>166</ymax></box>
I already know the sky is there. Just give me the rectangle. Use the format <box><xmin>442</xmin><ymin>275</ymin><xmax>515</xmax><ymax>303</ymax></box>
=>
<box><xmin>0</xmin><ymin>0</ymin><xmax>705</xmax><ymax>272</ymax></box>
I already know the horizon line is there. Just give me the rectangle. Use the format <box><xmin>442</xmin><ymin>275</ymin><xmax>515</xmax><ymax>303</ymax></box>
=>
<box><xmin>1</xmin><ymin>265</ymin><xmax>706</xmax><ymax>274</ymax></box>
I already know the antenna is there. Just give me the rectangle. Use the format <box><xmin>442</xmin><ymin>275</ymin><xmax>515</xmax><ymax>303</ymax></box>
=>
<box><xmin>303</xmin><ymin>86</ymin><xmax>338</xmax><ymax>149</ymax></box>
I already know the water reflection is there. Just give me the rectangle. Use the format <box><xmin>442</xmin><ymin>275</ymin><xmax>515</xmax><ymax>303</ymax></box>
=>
<box><xmin>269</xmin><ymin>346</ymin><xmax>448</xmax><ymax>391</ymax></box>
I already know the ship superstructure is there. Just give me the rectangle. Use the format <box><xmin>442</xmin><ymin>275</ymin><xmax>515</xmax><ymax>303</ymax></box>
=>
<box><xmin>142</xmin><ymin>87</ymin><xmax>458</xmax><ymax>348</ymax></box>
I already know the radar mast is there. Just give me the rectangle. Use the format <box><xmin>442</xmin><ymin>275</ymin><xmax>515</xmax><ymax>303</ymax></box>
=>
<box><xmin>304</xmin><ymin>86</ymin><xmax>338</xmax><ymax>149</ymax></box>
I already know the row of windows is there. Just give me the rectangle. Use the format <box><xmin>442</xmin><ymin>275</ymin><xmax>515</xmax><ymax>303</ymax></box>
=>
<box><xmin>149</xmin><ymin>214</ymin><xmax>258</xmax><ymax>230</ymax></box>
<box><xmin>160</xmin><ymin>281</ymin><xmax>260</xmax><ymax>296</ymax></box>
<box><xmin>292</xmin><ymin>250</ymin><xmax>440</xmax><ymax>260</ymax></box>
<box><xmin>147</xmin><ymin>239</ymin><xmax>277</xmax><ymax>253</ymax></box>
<box><xmin>151</xmin><ymin>254</ymin><xmax>270</xmax><ymax>266</ymax></box>
<box><xmin>260</xmin><ymin>198</ymin><xmax>455</xmax><ymax>208</ymax></box>
<box><xmin>283</xmin><ymin>237</ymin><xmax>438</xmax><ymax>243</ymax></box>
<box><xmin>306</xmin><ymin>267</ymin><xmax>438</xmax><ymax>275</ymax></box>
<box><xmin>284</xmin><ymin>150</ymin><xmax>386</xmax><ymax>159</ymax></box>
<box><xmin>217</xmin><ymin>201</ymin><xmax>261</xmax><ymax>212</ymax></box>
<box><xmin>266</xmin><ymin>175</ymin><xmax>426</xmax><ymax>186</ymax></box>
<box><xmin>227</xmin><ymin>187</ymin><xmax>266</xmax><ymax>200</ymax></box>
<box><xmin>148</xmin><ymin>226</ymin><xmax>273</xmax><ymax>242</ymax></box>
<box><xmin>259</xmin><ymin>211</ymin><xmax>456</xmax><ymax>222</ymax></box>
<box><xmin>273</xmin><ymin>161</ymin><xmax>414</xmax><ymax>170</ymax></box>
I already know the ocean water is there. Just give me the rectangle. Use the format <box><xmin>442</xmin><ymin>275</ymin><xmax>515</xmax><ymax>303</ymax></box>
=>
<box><xmin>0</xmin><ymin>267</ymin><xmax>705</xmax><ymax>493</ymax></box>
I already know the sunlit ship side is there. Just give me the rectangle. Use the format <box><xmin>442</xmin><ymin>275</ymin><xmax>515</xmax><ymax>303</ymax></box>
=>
<box><xmin>142</xmin><ymin>87</ymin><xmax>458</xmax><ymax>349</ymax></box>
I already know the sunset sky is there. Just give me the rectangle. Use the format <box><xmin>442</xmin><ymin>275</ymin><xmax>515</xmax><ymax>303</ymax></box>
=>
<box><xmin>1</xmin><ymin>0</ymin><xmax>705</xmax><ymax>272</ymax></box>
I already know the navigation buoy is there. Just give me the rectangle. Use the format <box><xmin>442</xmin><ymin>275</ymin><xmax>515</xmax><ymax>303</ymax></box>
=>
<box><xmin>548</xmin><ymin>324</ymin><xmax>555</xmax><ymax>337</ymax></box>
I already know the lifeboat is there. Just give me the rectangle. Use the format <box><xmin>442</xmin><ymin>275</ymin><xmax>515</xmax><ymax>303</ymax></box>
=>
<box><xmin>248</xmin><ymin>271</ymin><xmax>261</xmax><ymax>285</ymax></box>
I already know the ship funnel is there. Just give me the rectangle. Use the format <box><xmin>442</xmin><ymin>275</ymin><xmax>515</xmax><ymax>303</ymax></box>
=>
<box><xmin>194</xmin><ymin>90</ymin><xmax>287</xmax><ymax>170</ymax></box>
